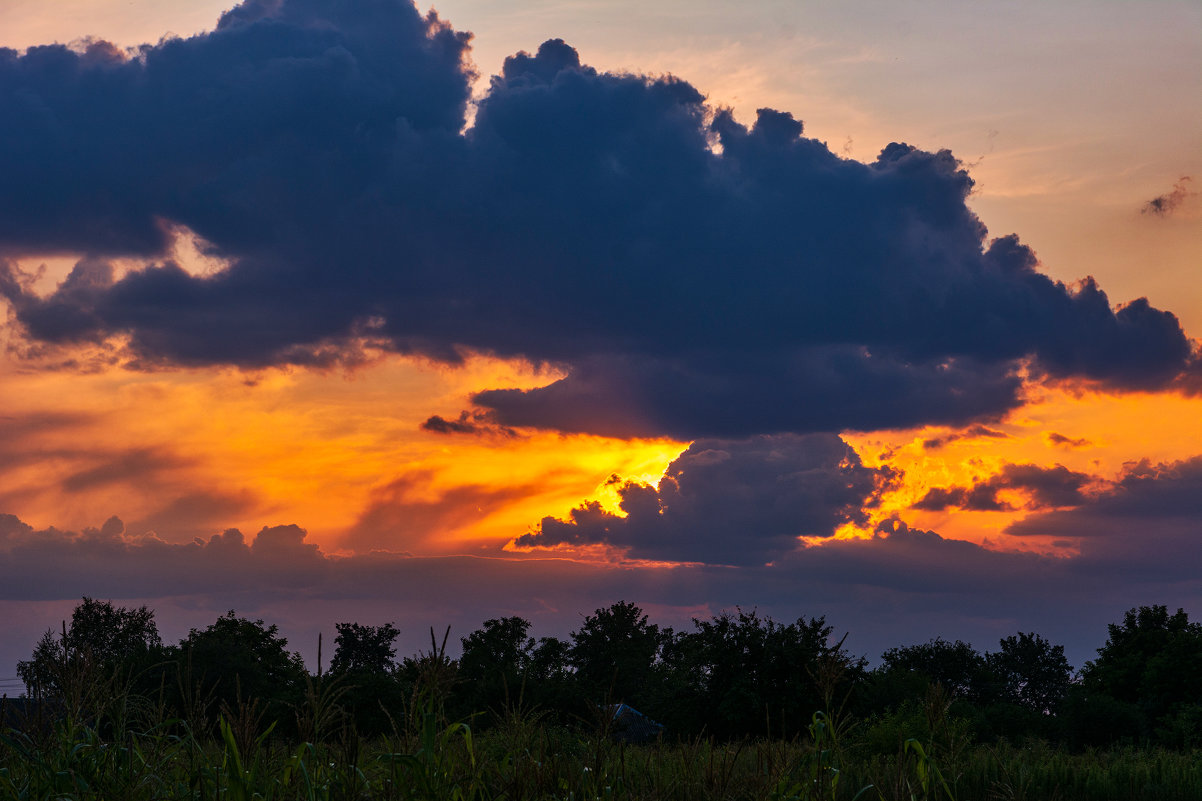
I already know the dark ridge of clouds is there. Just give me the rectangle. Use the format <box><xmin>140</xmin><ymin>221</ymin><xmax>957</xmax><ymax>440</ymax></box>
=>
<box><xmin>0</xmin><ymin>515</ymin><xmax>328</xmax><ymax>600</ymax></box>
<box><xmin>0</xmin><ymin>2</ymin><xmax>1196</xmax><ymax>439</ymax></box>
<box><xmin>474</xmin><ymin>351</ymin><xmax>1027</xmax><ymax>440</ymax></box>
<box><xmin>913</xmin><ymin>462</ymin><xmax>1095</xmax><ymax>512</ymax></box>
<box><xmin>1046</xmin><ymin>432</ymin><xmax>1092</xmax><ymax>449</ymax></box>
<box><xmin>922</xmin><ymin>423</ymin><xmax>1009</xmax><ymax>450</ymax></box>
<box><xmin>1142</xmin><ymin>176</ymin><xmax>1196</xmax><ymax>217</ymax></box>
<box><xmin>515</xmin><ymin>433</ymin><xmax>899</xmax><ymax>565</ymax></box>
<box><xmin>1</xmin><ymin>507</ymin><xmax>1199</xmax><ymax>675</ymax></box>
<box><xmin>420</xmin><ymin>410</ymin><xmax>518</xmax><ymax>438</ymax></box>
<box><xmin>1008</xmin><ymin>455</ymin><xmax>1202</xmax><ymax>536</ymax></box>
<box><xmin>1005</xmin><ymin>457</ymin><xmax>1202</xmax><ymax>587</ymax></box>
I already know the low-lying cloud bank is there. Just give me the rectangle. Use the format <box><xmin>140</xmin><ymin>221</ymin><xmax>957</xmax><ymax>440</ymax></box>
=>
<box><xmin>1</xmin><ymin>1</ymin><xmax>1197</xmax><ymax>443</ymax></box>
<box><xmin>2</xmin><ymin>451</ymin><xmax>1199</xmax><ymax>669</ymax></box>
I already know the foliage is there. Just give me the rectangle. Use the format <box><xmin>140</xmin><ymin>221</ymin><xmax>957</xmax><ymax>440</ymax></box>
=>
<box><xmin>661</xmin><ymin>608</ymin><xmax>859</xmax><ymax>740</ymax></box>
<box><xmin>1075</xmin><ymin>605</ymin><xmax>1202</xmax><ymax>745</ymax></box>
<box><xmin>16</xmin><ymin>598</ymin><xmax>162</xmax><ymax>702</ymax></box>
<box><xmin>569</xmin><ymin>601</ymin><xmax>667</xmax><ymax>709</ymax></box>
<box><xmin>174</xmin><ymin>610</ymin><xmax>307</xmax><ymax>730</ymax></box>
<box><xmin>878</xmin><ymin>638</ymin><xmax>988</xmax><ymax>703</ymax></box>
<box><xmin>327</xmin><ymin>621</ymin><xmax>406</xmax><ymax>735</ymax></box>
<box><xmin>329</xmin><ymin>621</ymin><xmax>400</xmax><ymax>676</ymax></box>
<box><xmin>985</xmin><ymin>631</ymin><xmax>1073</xmax><ymax>714</ymax></box>
<box><xmin>10</xmin><ymin>595</ymin><xmax>1202</xmax><ymax>797</ymax></box>
<box><xmin>457</xmin><ymin>616</ymin><xmax>536</xmax><ymax>716</ymax></box>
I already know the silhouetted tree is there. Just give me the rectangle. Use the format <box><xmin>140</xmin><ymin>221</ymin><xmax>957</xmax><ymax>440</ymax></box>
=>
<box><xmin>986</xmin><ymin>632</ymin><xmax>1072</xmax><ymax>713</ymax></box>
<box><xmin>1070</xmin><ymin>605</ymin><xmax>1202</xmax><ymax>745</ymax></box>
<box><xmin>176</xmin><ymin>611</ymin><xmax>306</xmax><ymax>726</ymax></box>
<box><xmin>330</xmin><ymin>621</ymin><xmax>400</xmax><ymax>675</ymax></box>
<box><xmin>525</xmin><ymin>635</ymin><xmax>575</xmax><ymax>719</ymax></box>
<box><xmin>458</xmin><ymin>617</ymin><xmax>535</xmax><ymax>716</ymax></box>
<box><xmin>661</xmin><ymin>608</ymin><xmax>856</xmax><ymax>739</ymax></box>
<box><xmin>569</xmin><ymin>601</ymin><xmax>666</xmax><ymax>710</ymax></box>
<box><xmin>878</xmin><ymin>638</ymin><xmax>988</xmax><ymax>702</ymax></box>
<box><xmin>18</xmin><ymin>597</ymin><xmax>162</xmax><ymax>700</ymax></box>
<box><xmin>327</xmin><ymin>621</ymin><xmax>403</xmax><ymax>735</ymax></box>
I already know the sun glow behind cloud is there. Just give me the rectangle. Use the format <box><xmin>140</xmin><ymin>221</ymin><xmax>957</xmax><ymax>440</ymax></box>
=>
<box><xmin>842</xmin><ymin>384</ymin><xmax>1202</xmax><ymax>554</ymax></box>
<box><xmin>0</xmin><ymin>337</ymin><xmax>686</xmax><ymax>555</ymax></box>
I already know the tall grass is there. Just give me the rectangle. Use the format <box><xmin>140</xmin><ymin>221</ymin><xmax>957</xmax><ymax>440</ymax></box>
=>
<box><xmin>2</xmin><ymin>645</ymin><xmax>1200</xmax><ymax>801</ymax></box>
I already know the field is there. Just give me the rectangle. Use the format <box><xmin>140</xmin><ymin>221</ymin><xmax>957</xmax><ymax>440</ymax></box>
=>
<box><xmin>6</xmin><ymin>601</ymin><xmax>1202</xmax><ymax>799</ymax></box>
<box><xmin>3</xmin><ymin>686</ymin><xmax>1201</xmax><ymax>801</ymax></box>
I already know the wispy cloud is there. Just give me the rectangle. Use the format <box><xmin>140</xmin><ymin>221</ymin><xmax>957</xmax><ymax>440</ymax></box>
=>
<box><xmin>1142</xmin><ymin>176</ymin><xmax>1196</xmax><ymax>217</ymax></box>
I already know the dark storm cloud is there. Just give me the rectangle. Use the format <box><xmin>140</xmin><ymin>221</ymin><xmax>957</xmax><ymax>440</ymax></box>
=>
<box><xmin>913</xmin><ymin>462</ymin><xmax>1094</xmax><ymax>512</ymax></box>
<box><xmin>0</xmin><ymin>2</ymin><xmax>1196</xmax><ymax>438</ymax></box>
<box><xmin>515</xmin><ymin>433</ymin><xmax>898</xmax><ymax>565</ymax></box>
<box><xmin>1141</xmin><ymin>176</ymin><xmax>1196</xmax><ymax>217</ymax></box>
<box><xmin>473</xmin><ymin>350</ymin><xmax>1026</xmax><ymax>440</ymax></box>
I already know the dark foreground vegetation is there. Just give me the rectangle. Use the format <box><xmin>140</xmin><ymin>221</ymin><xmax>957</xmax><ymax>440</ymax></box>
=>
<box><xmin>2</xmin><ymin>599</ymin><xmax>1201</xmax><ymax>799</ymax></box>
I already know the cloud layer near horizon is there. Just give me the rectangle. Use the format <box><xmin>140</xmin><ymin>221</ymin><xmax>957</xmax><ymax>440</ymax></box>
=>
<box><xmin>2</xmin><ymin>444</ymin><xmax>1201</xmax><ymax>667</ymax></box>
<box><xmin>1</xmin><ymin>0</ymin><xmax>1196</xmax><ymax>442</ymax></box>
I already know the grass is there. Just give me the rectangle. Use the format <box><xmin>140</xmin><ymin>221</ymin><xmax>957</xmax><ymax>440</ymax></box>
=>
<box><xmin>3</xmin><ymin>684</ymin><xmax>1202</xmax><ymax>801</ymax></box>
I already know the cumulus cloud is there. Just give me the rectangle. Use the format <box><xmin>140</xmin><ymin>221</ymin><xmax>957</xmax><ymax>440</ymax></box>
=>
<box><xmin>913</xmin><ymin>463</ymin><xmax>1095</xmax><ymax>512</ymax></box>
<box><xmin>0</xmin><ymin>2</ymin><xmax>1195</xmax><ymax>441</ymax></box>
<box><xmin>514</xmin><ymin>433</ymin><xmax>898</xmax><ymax>565</ymax></box>
<box><xmin>1008</xmin><ymin>456</ymin><xmax>1202</xmax><ymax>535</ymax></box>
<box><xmin>0</xmin><ymin>515</ymin><xmax>328</xmax><ymax>600</ymax></box>
<box><xmin>2</xmin><ymin>506</ymin><xmax>1199</xmax><ymax>674</ymax></box>
<box><xmin>1005</xmin><ymin>456</ymin><xmax>1202</xmax><ymax>586</ymax></box>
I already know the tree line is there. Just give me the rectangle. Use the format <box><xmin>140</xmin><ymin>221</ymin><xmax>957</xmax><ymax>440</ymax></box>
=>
<box><xmin>11</xmin><ymin>599</ymin><xmax>1202</xmax><ymax>749</ymax></box>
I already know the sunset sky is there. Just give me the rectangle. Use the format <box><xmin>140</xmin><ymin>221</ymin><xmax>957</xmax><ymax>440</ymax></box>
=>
<box><xmin>0</xmin><ymin>0</ymin><xmax>1199</xmax><ymax>683</ymax></box>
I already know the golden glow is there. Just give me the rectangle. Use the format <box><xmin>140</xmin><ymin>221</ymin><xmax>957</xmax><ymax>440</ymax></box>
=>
<box><xmin>842</xmin><ymin>384</ymin><xmax>1202</xmax><ymax>553</ymax></box>
<box><xmin>0</xmin><ymin>343</ymin><xmax>684</xmax><ymax>555</ymax></box>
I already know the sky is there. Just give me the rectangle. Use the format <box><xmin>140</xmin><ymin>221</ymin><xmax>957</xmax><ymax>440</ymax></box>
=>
<box><xmin>0</xmin><ymin>0</ymin><xmax>1200</xmax><ymax>686</ymax></box>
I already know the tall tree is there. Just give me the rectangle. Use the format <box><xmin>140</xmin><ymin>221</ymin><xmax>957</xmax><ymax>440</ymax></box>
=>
<box><xmin>458</xmin><ymin>617</ymin><xmax>536</xmax><ymax>715</ymax></box>
<box><xmin>329</xmin><ymin>622</ymin><xmax>400</xmax><ymax>676</ymax></box>
<box><xmin>879</xmin><ymin>638</ymin><xmax>988</xmax><ymax>701</ymax></box>
<box><xmin>17</xmin><ymin>597</ymin><xmax>162</xmax><ymax>699</ymax></box>
<box><xmin>569</xmin><ymin>601</ymin><xmax>665</xmax><ymax>708</ymax></box>
<box><xmin>1077</xmin><ymin>605</ymin><xmax>1202</xmax><ymax>743</ymax></box>
<box><xmin>327</xmin><ymin>621</ymin><xmax>403</xmax><ymax>735</ymax></box>
<box><xmin>986</xmin><ymin>632</ymin><xmax>1073</xmax><ymax>713</ymax></box>
<box><xmin>176</xmin><ymin>611</ymin><xmax>307</xmax><ymax>724</ymax></box>
<box><xmin>663</xmin><ymin>609</ymin><xmax>854</xmax><ymax>739</ymax></box>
